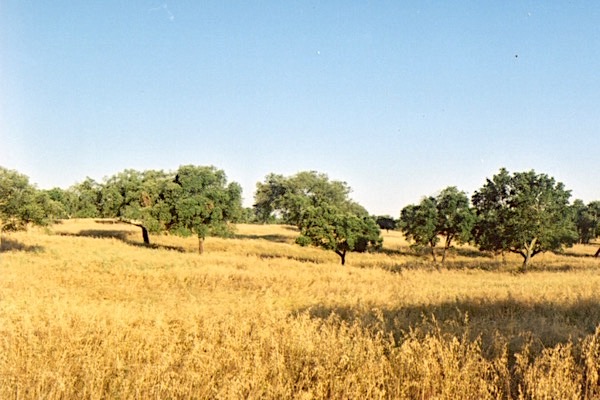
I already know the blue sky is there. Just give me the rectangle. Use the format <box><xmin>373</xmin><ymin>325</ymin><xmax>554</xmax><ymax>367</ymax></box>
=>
<box><xmin>2</xmin><ymin>1</ymin><xmax>599</xmax><ymax>215</ymax></box>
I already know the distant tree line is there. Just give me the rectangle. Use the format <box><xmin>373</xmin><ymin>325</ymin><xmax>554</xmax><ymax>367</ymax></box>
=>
<box><xmin>397</xmin><ymin>169</ymin><xmax>594</xmax><ymax>271</ymax></box>
<box><xmin>1</xmin><ymin>165</ymin><xmax>599</xmax><ymax>268</ymax></box>
<box><xmin>1</xmin><ymin>165</ymin><xmax>243</xmax><ymax>254</ymax></box>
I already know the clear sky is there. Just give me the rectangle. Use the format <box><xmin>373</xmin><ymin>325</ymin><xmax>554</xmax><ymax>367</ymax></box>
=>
<box><xmin>1</xmin><ymin>1</ymin><xmax>599</xmax><ymax>215</ymax></box>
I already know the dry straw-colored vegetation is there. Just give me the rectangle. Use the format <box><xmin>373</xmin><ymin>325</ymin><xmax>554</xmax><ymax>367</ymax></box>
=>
<box><xmin>1</xmin><ymin>219</ymin><xmax>600</xmax><ymax>399</ymax></box>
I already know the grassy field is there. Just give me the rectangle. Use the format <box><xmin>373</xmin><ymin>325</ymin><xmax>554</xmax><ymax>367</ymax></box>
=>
<box><xmin>1</xmin><ymin>219</ymin><xmax>600</xmax><ymax>399</ymax></box>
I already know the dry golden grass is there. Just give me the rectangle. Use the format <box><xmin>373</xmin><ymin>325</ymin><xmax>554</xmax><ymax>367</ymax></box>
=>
<box><xmin>1</xmin><ymin>219</ymin><xmax>600</xmax><ymax>399</ymax></box>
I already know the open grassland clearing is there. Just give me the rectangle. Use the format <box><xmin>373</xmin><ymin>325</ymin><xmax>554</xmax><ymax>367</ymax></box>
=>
<box><xmin>1</xmin><ymin>219</ymin><xmax>600</xmax><ymax>399</ymax></box>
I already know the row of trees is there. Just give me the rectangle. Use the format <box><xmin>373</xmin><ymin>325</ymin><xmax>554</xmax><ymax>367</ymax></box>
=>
<box><xmin>1</xmin><ymin>165</ymin><xmax>599</xmax><ymax>268</ymax></box>
<box><xmin>1</xmin><ymin>165</ymin><xmax>243</xmax><ymax>254</ymax></box>
<box><xmin>253</xmin><ymin>171</ymin><xmax>382</xmax><ymax>265</ymax></box>
<box><xmin>0</xmin><ymin>166</ymin><xmax>381</xmax><ymax>265</ymax></box>
<box><xmin>397</xmin><ymin>169</ymin><xmax>599</xmax><ymax>271</ymax></box>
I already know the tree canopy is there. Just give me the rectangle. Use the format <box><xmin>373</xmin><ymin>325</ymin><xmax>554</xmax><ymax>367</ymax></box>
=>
<box><xmin>0</xmin><ymin>167</ymin><xmax>53</xmax><ymax>251</ymax></box>
<box><xmin>254</xmin><ymin>171</ymin><xmax>355</xmax><ymax>225</ymax></box>
<box><xmin>254</xmin><ymin>171</ymin><xmax>381</xmax><ymax>265</ymax></box>
<box><xmin>399</xmin><ymin>198</ymin><xmax>439</xmax><ymax>261</ymax></box>
<box><xmin>375</xmin><ymin>215</ymin><xmax>397</xmax><ymax>232</ymax></box>
<box><xmin>435</xmin><ymin>186</ymin><xmax>477</xmax><ymax>264</ymax></box>
<box><xmin>472</xmin><ymin>168</ymin><xmax>578</xmax><ymax>271</ymax></box>
<box><xmin>399</xmin><ymin>186</ymin><xmax>475</xmax><ymax>267</ymax></box>
<box><xmin>2</xmin><ymin>164</ymin><xmax>597</xmax><ymax>267</ymax></box>
<box><xmin>69</xmin><ymin>178</ymin><xmax>102</xmax><ymax>218</ymax></box>
<box><xmin>572</xmin><ymin>199</ymin><xmax>600</xmax><ymax>245</ymax></box>
<box><xmin>99</xmin><ymin>169</ymin><xmax>177</xmax><ymax>245</ymax></box>
<box><xmin>50</xmin><ymin>166</ymin><xmax>244</xmax><ymax>252</ymax></box>
<box><xmin>295</xmin><ymin>203</ymin><xmax>382</xmax><ymax>265</ymax></box>
<box><xmin>169</xmin><ymin>165</ymin><xmax>243</xmax><ymax>254</ymax></box>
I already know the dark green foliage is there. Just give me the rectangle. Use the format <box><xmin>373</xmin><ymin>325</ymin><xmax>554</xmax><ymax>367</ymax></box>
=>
<box><xmin>0</xmin><ymin>167</ymin><xmax>50</xmax><ymax>231</ymax></box>
<box><xmin>236</xmin><ymin>207</ymin><xmax>258</xmax><ymax>224</ymax></box>
<box><xmin>70</xmin><ymin>178</ymin><xmax>102</xmax><ymax>218</ymax></box>
<box><xmin>169</xmin><ymin>165</ymin><xmax>243</xmax><ymax>254</ymax></box>
<box><xmin>435</xmin><ymin>187</ymin><xmax>477</xmax><ymax>264</ymax></box>
<box><xmin>0</xmin><ymin>167</ymin><xmax>56</xmax><ymax>252</ymax></box>
<box><xmin>472</xmin><ymin>168</ymin><xmax>578</xmax><ymax>271</ymax></box>
<box><xmin>399</xmin><ymin>197</ymin><xmax>440</xmax><ymax>263</ymax></box>
<box><xmin>295</xmin><ymin>203</ymin><xmax>382</xmax><ymax>265</ymax></box>
<box><xmin>254</xmin><ymin>171</ymin><xmax>354</xmax><ymax>225</ymax></box>
<box><xmin>253</xmin><ymin>173</ymin><xmax>288</xmax><ymax>223</ymax></box>
<box><xmin>35</xmin><ymin>190</ymin><xmax>68</xmax><ymax>222</ymax></box>
<box><xmin>254</xmin><ymin>171</ymin><xmax>382</xmax><ymax>264</ymax></box>
<box><xmin>399</xmin><ymin>187</ymin><xmax>476</xmax><ymax>266</ymax></box>
<box><xmin>375</xmin><ymin>215</ymin><xmax>397</xmax><ymax>232</ymax></box>
<box><xmin>571</xmin><ymin>199</ymin><xmax>600</xmax><ymax>244</ymax></box>
<box><xmin>43</xmin><ymin>187</ymin><xmax>76</xmax><ymax>218</ymax></box>
<box><xmin>99</xmin><ymin>169</ymin><xmax>177</xmax><ymax>244</ymax></box>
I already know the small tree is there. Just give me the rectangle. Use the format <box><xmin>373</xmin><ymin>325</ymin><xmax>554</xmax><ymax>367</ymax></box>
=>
<box><xmin>0</xmin><ymin>167</ymin><xmax>51</xmax><ymax>251</ymax></box>
<box><xmin>435</xmin><ymin>187</ymin><xmax>477</xmax><ymax>264</ymax></box>
<box><xmin>169</xmin><ymin>165</ymin><xmax>242</xmax><ymax>254</ymax></box>
<box><xmin>70</xmin><ymin>177</ymin><xmax>102</xmax><ymax>218</ymax></box>
<box><xmin>254</xmin><ymin>171</ymin><xmax>382</xmax><ymax>265</ymax></box>
<box><xmin>399</xmin><ymin>198</ymin><xmax>439</xmax><ymax>263</ymax></box>
<box><xmin>572</xmin><ymin>199</ymin><xmax>600</xmax><ymax>245</ymax></box>
<box><xmin>253</xmin><ymin>173</ymin><xmax>288</xmax><ymax>223</ymax></box>
<box><xmin>375</xmin><ymin>215</ymin><xmax>397</xmax><ymax>232</ymax></box>
<box><xmin>254</xmin><ymin>171</ymin><xmax>351</xmax><ymax>225</ymax></box>
<box><xmin>295</xmin><ymin>203</ymin><xmax>381</xmax><ymax>265</ymax></box>
<box><xmin>43</xmin><ymin>187</ymin><xmax>75</xmax><ymax>219</ymax></box>
<box><xmin>35</xmin><ymin>190</ymin><xmax>67</xmax><ymax>223</ymax></box>
<box><xmin>99</xmin><ymin>169</ymin><xmax>177</xmax><ymax>245</ymax></box>
<box><xmin>399</xmin><ymin>187</ymin><xmax>476</xmax><ymax>267</ymax></box>
<box><xmin>472</xmin><ymin>168</ymin><xmax>578</xmax><ymax>271</ymax></box>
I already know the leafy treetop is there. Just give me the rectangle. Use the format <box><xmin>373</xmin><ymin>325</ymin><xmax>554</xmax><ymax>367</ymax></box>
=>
<box><xmin>472</xmin><ymin>168</ymin><xmax>578</xmax><ymax>271</ymax></box>
<box><xmin>255</xmin><ymin>171</ymin><xmax>381</xmax><ymax>265</ymax></box>
<box><xmin>295</xmin><ymin>202</ymin><xmax>382</xmax><ymax>265</ymax></box>
<box><xmin>399</xmin><ymin>186</ymin><xmax>475</xmax><ymax>267</ymax></box>
<box><xmin>169</xmin><ymin>165</ymin><xmax>243</xmax><ymax>254</ymax></box>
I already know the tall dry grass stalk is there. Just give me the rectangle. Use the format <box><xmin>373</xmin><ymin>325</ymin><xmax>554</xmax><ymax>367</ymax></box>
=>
<box><xmin>0</xmin><ymin>219</ymin><xmax>599</xmax><ymax>399</ymax></box>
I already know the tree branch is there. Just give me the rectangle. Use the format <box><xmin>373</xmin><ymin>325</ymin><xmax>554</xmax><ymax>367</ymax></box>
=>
<box><xmin>532</xmin><ymin>248</ymin><xmax>544</xmax><ymax>257</ymax></box>
<box><xmin>509</xmin><ymin>248</ymin><xmax>526</xmax><ymax>259</ymax></box>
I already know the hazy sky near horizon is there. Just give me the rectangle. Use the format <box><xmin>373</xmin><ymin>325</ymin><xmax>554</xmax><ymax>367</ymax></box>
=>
<box><xmin>2</xmin><ymin>1</ymin><xmax>599</xmax><ymax>215</ymax></box>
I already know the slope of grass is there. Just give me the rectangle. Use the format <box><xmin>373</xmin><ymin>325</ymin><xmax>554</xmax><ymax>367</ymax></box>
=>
<box><xmin>1</xmin><ymin>219</ymin><xmax>599</xmax><ymax>399</ymax></box>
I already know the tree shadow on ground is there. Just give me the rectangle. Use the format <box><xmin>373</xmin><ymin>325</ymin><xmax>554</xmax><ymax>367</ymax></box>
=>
<box><xmin>0</xmin><ymin>238</ymin><xmax>45</xmax><ymax>253</ymax></box>
<box><xmin>293</xmin><ymin>296</ymin><xmax>600</xmax><ymax>362</ymax></box>
<box><xmin>454</xmin><ymin>247</ymin><xmax>494</xmax><ymax>258</ymax></box>
<box><xmin>257</xmin><ymin>253</ymin><xmax>326</xmax><ymax>264</ymax></box>
<box><xmin>76</xmin><ymin>229</ymin><xmax>129</xmax><ymax>240</ymax></box>
<box><xmin>58</xmin><ymin>230</ymin><xmax>186</xmax><ymax>253</ymax></box>
<box><xmin>382</xmin><ymin>246</ymin><xmax>494</xmax><ymax>258</ymax></box>
<box><xmin>562</xmin><ymin>249</ymin><xmax>600</xmax><ymax>259</ymax></box>
<box><xmin>234</xmin><ymin>233</ymin><xmax>293</xmax><ymax>243</ymax></box>
<box><xmin>379</xmin><ymin>247</ymin><xmax>415</xmax><ymax>257</ymax></box>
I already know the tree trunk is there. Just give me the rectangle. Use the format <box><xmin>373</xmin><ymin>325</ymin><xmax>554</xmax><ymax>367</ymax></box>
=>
<box><xmin>198</xmin><ymin>237</ymin><xmax>204</xmax><ymax>255</ymax></box>
<box><xmin>141</xmin><ymin>226</ymin><xmax>150</xmax><ymax>245</ymax></box>
<box><xmin>117</xmin><ymin>219</ymin><xmax>151</xmax><ymax>245</ymax></box>
<box><xmin>430</xmin><ymin>242</ymin><xmax>437</xmax><ymax>263</ymax></box>
<box><xmin>520</xmin><ymin>237</ymin><xmax>537</xmax><ymax>273</ymax></box>
<box><xmin>336</xmin><ymin>250</ymin><xmax>346</xmax><ymax>266</ymax></box>
<box><xmin>441</xmin><ymin>236</ymin><xmax>452</xmax><ymax>266</ymax></box>
<box><xmin>520</xmin><ymin>252</ymin><xmax>532</xmax><ymax>272</ymax></box>
<box><xmin>429</xmin><ymin>242</ymin><xmax>441</xmax><ymax>271</ymax></box>
<box><xmin>595</xmin><ymin>247</ymin><xmax>600</xmax><ymax>257</ymax></box>
<box><xmin>441</xmin><ymin>248</ymin><xmax>447</xmax><ymax>266</ymax></box>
